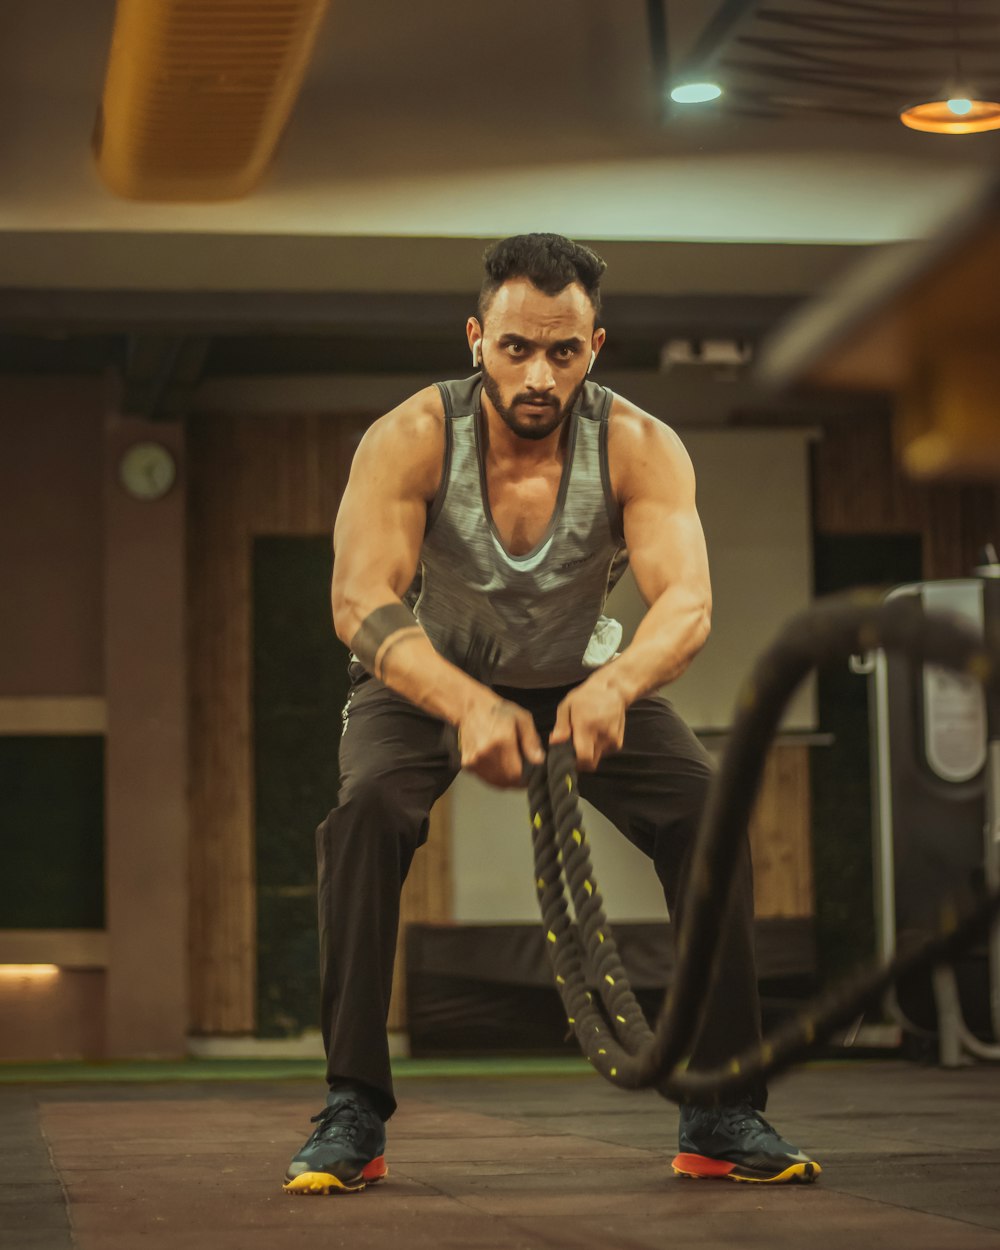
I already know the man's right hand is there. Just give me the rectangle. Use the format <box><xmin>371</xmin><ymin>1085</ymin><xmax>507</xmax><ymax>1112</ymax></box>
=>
<box><xmin>457</xmin><ymin>696</ymin><xmax>545</xmax><ymax>788</ymax></box>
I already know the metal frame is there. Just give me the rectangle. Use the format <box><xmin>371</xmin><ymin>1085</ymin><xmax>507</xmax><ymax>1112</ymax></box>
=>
<box><xmin>870</xmin><ymin>579</ymin><xmax>1000</xmax><ymax>1065</ymax></box>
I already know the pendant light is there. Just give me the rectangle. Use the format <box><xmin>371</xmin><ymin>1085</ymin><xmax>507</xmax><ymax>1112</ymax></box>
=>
<box><xmin>901</xmin><ymin>0</ymin><xmax>1000</xmax><ymax>134</ymax></box>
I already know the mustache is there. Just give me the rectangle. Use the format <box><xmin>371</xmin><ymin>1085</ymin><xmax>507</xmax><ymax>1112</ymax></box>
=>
<box><xmin>513</xmin><ymin>394</ymin><xmax>558</xmax><ymax>408</ymax></box>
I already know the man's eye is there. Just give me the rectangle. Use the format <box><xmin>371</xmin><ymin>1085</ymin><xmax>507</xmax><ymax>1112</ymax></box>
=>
<box><xmin>555</xmin><ymin>346</ymin><xmax>577</xmax><ymax>359</ymax></box>
<box><xmin>507</xmin><ymin>343</ymin><xmax>525</xmax><ymax>355</ymax></box>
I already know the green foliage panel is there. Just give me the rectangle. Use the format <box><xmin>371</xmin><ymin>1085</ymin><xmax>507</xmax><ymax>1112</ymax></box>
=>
<box><xmin>0</xmin><ymin>736</ymin><xmax>104</xmax><ymax>928</ymax></box>
<box><xmin>253</xmin><ymin>536</ymin><xmax>351</xmax><ymax>1037</ymax></box>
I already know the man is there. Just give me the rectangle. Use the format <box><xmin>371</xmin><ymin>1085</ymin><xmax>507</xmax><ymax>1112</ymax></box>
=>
<box><xmin>284</xmin><ymin>233</ymin><xmax>820</xmax><ymax>1194</ymax></box>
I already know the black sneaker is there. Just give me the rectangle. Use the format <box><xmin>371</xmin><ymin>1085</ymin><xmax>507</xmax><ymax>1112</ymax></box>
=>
<box><xmin>672</xmin><ymin>1102</ymin><xmax>821</xmax><ymax>1184</ymax></box>
<box><xmin>283</xmin><ymin>1089</ymin><xmax>388</xmax><ymax>1195</ymax></box>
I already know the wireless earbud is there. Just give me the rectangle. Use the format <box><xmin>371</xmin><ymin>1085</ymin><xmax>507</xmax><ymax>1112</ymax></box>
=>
<box><xmin>588</xmin><ymin>350</ymin><xmax>596</xmax><ymax>374</ymax></box>
<box><xmin>472</xmin><ymin>342</ymin><xmax>482</xmax><ymax>368</ymax></box>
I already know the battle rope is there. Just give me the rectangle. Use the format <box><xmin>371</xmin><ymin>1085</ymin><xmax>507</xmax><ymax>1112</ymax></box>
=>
<box><xmin>527</xmin><ymin>591</ymin><xmax>1000</xmax><ymax>1105</ymax></box>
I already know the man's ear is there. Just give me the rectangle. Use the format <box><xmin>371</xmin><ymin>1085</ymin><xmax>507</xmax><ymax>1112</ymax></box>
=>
<box><xmin>467</xmin><ymin>316</ymin><xmax>484</xmax><ymax>369</ymax></box>
<box><xmin>590</xmin><ymin>327</ymin><xmax>607</xmax><ymax>372</ymax></box>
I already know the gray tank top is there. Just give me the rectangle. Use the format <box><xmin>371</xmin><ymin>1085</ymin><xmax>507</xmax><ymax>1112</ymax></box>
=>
<box><xmin>405</xmin><ymin>374</ymin><xmax>630</xmax><ymax>689</ymax></box>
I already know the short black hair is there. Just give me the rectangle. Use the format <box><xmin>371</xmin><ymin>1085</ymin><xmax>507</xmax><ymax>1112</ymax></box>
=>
<box><xmin>478</xmin><ymin>233</ymin><xmax>607</xmax><ymax>323</ymax></box>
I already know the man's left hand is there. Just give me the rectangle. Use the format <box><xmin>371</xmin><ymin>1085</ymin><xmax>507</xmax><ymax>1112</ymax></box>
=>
<box><xmin>549</xmin><ymin>673</ymin><xmax>627</xmax><ymax>771</ymax></box>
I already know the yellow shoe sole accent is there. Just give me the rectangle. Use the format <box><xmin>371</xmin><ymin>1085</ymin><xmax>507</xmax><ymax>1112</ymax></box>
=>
<box><xmin>283</xmin><ymin>1169</ymin><xmax>381</xmax><ymax>1195</ymax></box>
<box><xmin>673</xmin><ymin>1160</ymin><xmax>821</xmax><ymax>1185</ymax></box>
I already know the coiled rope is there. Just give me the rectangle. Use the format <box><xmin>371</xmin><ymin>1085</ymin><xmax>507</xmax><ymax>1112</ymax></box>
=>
<box><xmin>527</xmin><ymin>591</ymin><xmax>1000</xmax><ymax>1105</ymax></box>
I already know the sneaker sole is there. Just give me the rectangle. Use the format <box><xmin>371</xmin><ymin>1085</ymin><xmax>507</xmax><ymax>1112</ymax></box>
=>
<box><xmin>283</xmin><ymin>1157</ymin><xmax>388</xmax><ymax>1195</ymax></box>
<box><xmin>672</xmin><ymin>1153</ymin><xmax>821</xmax><ymax>1184</ymax></box>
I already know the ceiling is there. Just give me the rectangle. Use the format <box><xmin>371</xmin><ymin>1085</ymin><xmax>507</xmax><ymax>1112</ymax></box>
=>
<box><xmin>0</xmin><ymin>0</ymin><xmax>997</xmax><ymax>412</ymax></box>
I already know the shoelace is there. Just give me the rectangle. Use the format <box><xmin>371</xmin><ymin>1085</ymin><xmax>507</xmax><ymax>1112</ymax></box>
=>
<box><xmin>309</xmin><ymin>1103</ymin><xmax>361</xmax><ymax>1143</ymax></box>
<box><xmin>719</xmin><ymin>1104</ymin><xmax>778</xmax><ymax>1142</ymax></box>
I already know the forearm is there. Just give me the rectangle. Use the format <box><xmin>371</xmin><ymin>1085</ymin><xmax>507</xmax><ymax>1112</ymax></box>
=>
<box><xmin>595</xmin><ymin>587</ymin><xmax>711</xmax><ymax>704</ymax></box>
<box><xmin>335</xmin><ymin>590</ymin><xmax>494</xmax><ymax>726</ymax></box>
<box><xmin>379</xmin><ymin>631</ymin><xmax>497</xmax><ymax>725</ymax></box>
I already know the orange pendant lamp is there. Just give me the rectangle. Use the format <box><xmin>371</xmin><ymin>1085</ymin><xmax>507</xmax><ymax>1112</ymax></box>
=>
<box><xmin>900</xmin><ymin>1</ymin><xmax>1000</xmax><ymax>134</ymax></box>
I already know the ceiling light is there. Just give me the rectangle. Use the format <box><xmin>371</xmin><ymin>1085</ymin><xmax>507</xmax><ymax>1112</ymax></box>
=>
<box><xmin>901</xmin><ymin>1</ymin><xmax>1000</xmax><ymax>134</ymax></box>
<box><xmin>670</xmin><ymin>82</ymin><xmax>723</xmax><ymax>104</ymax></box>
<box><xmin>900</xmin><ymin>97</ymin><xmax>1000</xmax><ymax>134</ymax></box>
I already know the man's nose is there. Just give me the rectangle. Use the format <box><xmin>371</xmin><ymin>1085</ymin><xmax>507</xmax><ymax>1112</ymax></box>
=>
<box><xmin>524</xmin><ymin>354</ymin><xmax>555</xmax><ymax>391</ymax></box>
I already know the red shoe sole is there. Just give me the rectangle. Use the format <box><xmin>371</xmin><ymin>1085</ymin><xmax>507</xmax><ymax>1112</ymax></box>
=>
<box><xmin>672</xmin><ymin>1153</ymin><xmax>820</xmax><ymax>1184</ymax></box>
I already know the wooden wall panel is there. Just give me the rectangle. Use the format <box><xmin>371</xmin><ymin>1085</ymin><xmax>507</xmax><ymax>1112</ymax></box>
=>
<box><xmin>387</xmin><ymin>795</ymin><xmax>452</xmax><ymax>1031</ymax></box>
<box><xmin>748</xmin><ymin>745</ymin><xmax>812</xmax><ymax>918</ymax></box>
<box><xmin>813</xmin><ymin>413</ymin><xmax>1000</xmax><ymax>576</ymax></box>
<box><xmin>0</xmin><ymin>378</ymin><xmax>105</xmax><ymax>697</ymax></box>
<box><xmin>187</xmin><ymin>411</ymin><xmax>451</xmax><ymax>1035</ymax></box>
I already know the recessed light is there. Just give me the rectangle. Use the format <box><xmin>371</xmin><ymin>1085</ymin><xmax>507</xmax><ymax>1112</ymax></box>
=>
<box><xmin>670</xmin><ymin>82</ymin><xmax>723</xmax><ymax>104</ymax></box>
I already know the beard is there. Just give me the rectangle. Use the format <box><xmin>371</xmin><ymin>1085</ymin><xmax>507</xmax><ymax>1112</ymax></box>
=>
<box><xmin>479</xmin><ymin>360</ymin><xmax>584</xmax><ymax>442</ymax></box>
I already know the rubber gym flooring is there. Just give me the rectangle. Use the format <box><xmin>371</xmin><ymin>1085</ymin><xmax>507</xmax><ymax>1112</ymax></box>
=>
<box><xmin>3</xmin><ymin>1057</ymin><xmax>1000</xmax><ymax>1250</ymax></box>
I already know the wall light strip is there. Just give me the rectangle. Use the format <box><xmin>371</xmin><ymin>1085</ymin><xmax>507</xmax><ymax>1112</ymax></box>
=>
<box><xmin>0</xmin><ymin>964</ymin><xmax>60</xmax><ymax>978</ymax></box>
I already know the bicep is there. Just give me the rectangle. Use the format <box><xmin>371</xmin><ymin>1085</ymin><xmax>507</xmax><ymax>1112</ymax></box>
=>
<box><xmin>332</xmin><ymin>410</ymin><xmax>440</xmax><ymax>607</ymax></box>
<box><xmin>620</xmin><ymin>428</ymin><xmax>711</xmax><ymax>611</ymax></box>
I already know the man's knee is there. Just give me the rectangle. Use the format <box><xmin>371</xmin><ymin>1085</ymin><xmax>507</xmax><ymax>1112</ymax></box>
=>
<box><xmin>674</xmin><ymin>754</ymin><xmax>715</xmax><ymax>827</ymax></box>
<box><xmin>317</xmin><ymin>772</ymin><xmax>428</xmax><ymax>858</ymax></box>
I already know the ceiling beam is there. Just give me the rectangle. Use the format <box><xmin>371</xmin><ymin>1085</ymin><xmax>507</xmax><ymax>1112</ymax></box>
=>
<box><xmin>122</xmin><ymin>334</ymin><xmax>212</xmax><ymax>419</ymax></box>
<box><xmin>0</xmin><ymin>290</ymin><xmax>801</xmax><ymax>340</ymax></box>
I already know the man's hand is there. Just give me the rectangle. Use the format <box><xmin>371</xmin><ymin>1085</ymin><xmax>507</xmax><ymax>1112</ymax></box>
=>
<box><xmin>550</xmin><ymin>672</ymin><xmax>627</xmax><ymax>771</ymax></box>
<box><xmin>458</xmin><ymin>697</ymin><xmax>546</xmax><ymax>788</ymax></box>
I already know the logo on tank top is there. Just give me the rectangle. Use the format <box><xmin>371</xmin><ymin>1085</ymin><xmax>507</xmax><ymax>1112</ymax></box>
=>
<box><xmin>554</xmin><ymin>553</ymin><xmax>595</xmax><ymax>573</ymax></box>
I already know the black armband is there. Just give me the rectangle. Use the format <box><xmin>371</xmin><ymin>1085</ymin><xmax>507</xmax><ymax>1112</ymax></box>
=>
<box><xmin>350</xmin><ymin>603</ymin><xmax>424</xmax><ymax>679</ymax></box>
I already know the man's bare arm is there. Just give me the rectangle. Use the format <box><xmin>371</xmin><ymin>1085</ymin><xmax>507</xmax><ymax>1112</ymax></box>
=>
<box><xmin>332</xmin><ymin>390</ymin><xmax>475</xmax><ymax>717</ymax></box>
<box><xmin>331</xmin><ymin>389</ymin><xmax>543</xmax><ymax>782</ymax></box>
<box><xmin>593</xmin><ymin>404</ymin><xmax>713</xmax><ymax>704</ymax></box>
<box><xmin>548</xmin><ymin>404</ymin><xmax>711</xmax><ymax>769</ymax></box>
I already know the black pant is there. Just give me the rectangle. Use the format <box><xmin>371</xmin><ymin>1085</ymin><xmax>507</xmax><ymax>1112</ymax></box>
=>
<box><xmin>316</xmin><ymin>663</ymin><xmax>765</xmax><ymax>1120</ymax></box>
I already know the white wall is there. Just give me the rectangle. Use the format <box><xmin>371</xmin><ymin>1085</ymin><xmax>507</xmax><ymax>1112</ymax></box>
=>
<box><xmin>450</xmin><ymin>783</ymin><xmax>673</xmax><ymax>924</ymax></box>
<box><xmin>607</xmin><ymin>427</ymin><xmax>817</xmax><ymax>733</ymax></box>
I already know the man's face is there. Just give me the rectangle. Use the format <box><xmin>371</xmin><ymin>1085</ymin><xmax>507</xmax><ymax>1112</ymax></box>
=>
<box><xmin>470</xmin><ymin>278</ymin><xmax>605</xmax><ymax>442</ymax></box>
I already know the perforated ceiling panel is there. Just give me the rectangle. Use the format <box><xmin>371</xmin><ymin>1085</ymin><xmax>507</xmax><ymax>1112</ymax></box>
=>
<box><xmin>94</xmin><ymin>0</ymin><xmax>329</xmax><ymax>201</ymax></box>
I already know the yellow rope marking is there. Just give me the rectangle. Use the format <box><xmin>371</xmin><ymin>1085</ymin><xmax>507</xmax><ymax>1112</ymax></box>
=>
<box><xmin>598</xmin><ymin>1048</ymin><xmax>607</xmax><ymax>1055</ymax></box>
<box><xmin>532</xmin><ymin>812</ymin><xmax>541</xmax><ymax>829</ymax></box>
<box><xmin>572</xmin><ymin>829</ymin><xmax>582</xmax><ymax>845</ymax></box>
<box><xmin>547</xmin><ymin>930</ymin><xmax>557</xmax><ymax>944</ymax></box>
<box><xmin>536</xmin><ymin>878</ymin><xmax>546</xmax><ymax>890</ymax></box>
<box><xmin>556</xmin><ymin>851</ymin><xmax>563</xmax><ymax>864</ymax></box>
<box><xmin>568</xmin><ymin>1017</ymin><xmax>575</xmax><ymax>1024</ymax></box>
<box><xmin>610</xmin><ymin>1067</ymin><xmax>618</xmax><ymax>1077</ymax></box>
<box><xmin>597</xmin><ymin>931</ymin><xmax>605</xmax><ymax>943</ymax></box>
<box><xmin>616</xmin><ymin>1014</ymin><xmax>626</xmax><ymax>1024</ymax></box>
<box><xmin>604</xmin><ymin>974</ymin><xmax>615</xmax><ymax>986</ymax></box>
<box><xmin>556</xmin><ymin>975</ymin><xmax>565</xmax><ymax>985</ymax></box>
<box><xmin>565</xmin><ymin>775</ymin><xmax>573</xmax><ymax>793</ymax></box>
<box><xmin>585</xmin><ymin>992</ymin><xmax>593</xmax><ymax>1002</ymax></box>
<box><xmin>584</xmin><ymin>880</ymin><xmax>593</xmax><ymax>895</ymax></box>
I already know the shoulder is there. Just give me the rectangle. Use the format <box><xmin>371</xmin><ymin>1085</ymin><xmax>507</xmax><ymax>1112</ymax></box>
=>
<box><xmin>353</xmin><ymin>385</ymin><xmax>446</xmax><ymax>499</ymax></box>
<box><xmin>371</xmin><ymin>384</ymin><xmax>446</xmax><ymax>445</ymax></box>
<box><xmin>606</xmin><ymin>394</ymin><xmax>695</xmax><ymax>498</ymax></box>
